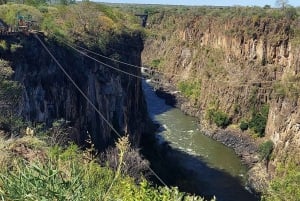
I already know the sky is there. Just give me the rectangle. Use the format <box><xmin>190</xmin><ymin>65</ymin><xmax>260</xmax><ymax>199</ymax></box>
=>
<box><xmin>96</xmin><ymin>0</ymin><xmax>300</xmax><ymax>7</ymax></box>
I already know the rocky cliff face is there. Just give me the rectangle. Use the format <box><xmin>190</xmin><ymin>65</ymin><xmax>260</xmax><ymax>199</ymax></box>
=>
<box><xmin>142</xmin><ymin>7</ymin><xmax>300</xmax><ymax>191</ymax></box>
<box><xmin>1</xmin><ymin>33</ymin><xmax>147</xmax><ymax>150</ymax></box>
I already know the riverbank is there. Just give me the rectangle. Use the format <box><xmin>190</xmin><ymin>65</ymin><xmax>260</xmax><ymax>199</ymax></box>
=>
<box><xmin>141</xmin><ymin>81</ymin><xmax>259</xmax><ymax>201</ymax></box>
<box><xmin>151</xmin><ymin>81</ymin><xmax>260</xmax><ymax>168</ymax></box>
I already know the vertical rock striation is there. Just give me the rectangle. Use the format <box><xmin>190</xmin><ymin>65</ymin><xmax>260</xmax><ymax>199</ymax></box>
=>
<box><xmin>142</xmin><ymin>8</ymin><xmax>300</xmax><ymax>191</ymax></box>
<box><xmin>1</xmin><ymin>33</ymin><xmax>147</xmax><ymax>150</ymax></box>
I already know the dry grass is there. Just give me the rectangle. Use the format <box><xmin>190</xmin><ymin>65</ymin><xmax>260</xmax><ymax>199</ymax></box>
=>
<box><xmin>0</xmin><ymin>134</ymin><xmax>47</xmax><ymax>171</ymax></box>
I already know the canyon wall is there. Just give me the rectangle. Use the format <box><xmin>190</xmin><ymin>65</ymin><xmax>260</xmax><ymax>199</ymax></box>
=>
<box><xmin>142</xmin><ymin>7</ymin><xmax>300</xmax><ymax>191</ymax></box>
<box><xmin>1</xmin><ymin>32</ymin><xmax>148</xmax><ymax>150</ymax></box>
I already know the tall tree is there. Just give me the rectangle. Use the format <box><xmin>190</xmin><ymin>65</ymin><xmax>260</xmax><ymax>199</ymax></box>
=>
<box><xmin>276</xmin><ymin>0</ymin><xmax>288</xmax><ymax>9</ymax></box>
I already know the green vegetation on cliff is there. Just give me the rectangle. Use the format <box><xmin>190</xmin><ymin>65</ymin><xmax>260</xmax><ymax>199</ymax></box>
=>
<box><xmin>258</xmin><ymin>140</ymin><xmax>274</xmax><ymax>161</ymax></box>
<box><xmin>248</xmin><ymin>104</ymin><xmax>269</xmax><ymax>137</ymax></box>
<box><xmin>263</xmin><ymin>163</ymin><xmax>300</xmax><ymax>201</ymax></box>
<box><xmin>207</xmin><ymin>108</ymin><xmax>231</xmax><ymax>128</ymax></box>
<box><xmin>178</xmin><ymin>79</ymin><xmax>201</xmax><ymax>103</ymax></box>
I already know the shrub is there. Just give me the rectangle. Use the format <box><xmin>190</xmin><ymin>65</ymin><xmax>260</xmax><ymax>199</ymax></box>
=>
<box><xmin>0</xmin><ymin>40</ymin><xmax>7</xmax><ymax>52</ymax></box>
<box><xmin>178</xmin><ymin>79</ymin><xmax>201</xmax><ymax>103</ymax></box>
<box><xmin>150</xmin><ymin>58</ymin><xmax>161</xmax><ymax>68</ymax></box>
<box><xmin>0</xmin><ymin>135</ymin><xmax>208</xmax><ymax>201</ymax></box>
<box><xmin>213</xmin><ymin>111</ymin><xmax>230</xmax><ymax>128</ymax></box>
<box><xmin>249</xmin><ymin>104</ymin><xmax>269</xmax><ymax>137</ymax></box>
<box><xmin>207</xmin><ymin>108</ymin><xmax>231</xmax><ymax>128</ymax></box>
<box><xmin>258</xmin><ymin>140</ymin><xmax>274</xmax><ymax>161</ymax></box>
<box><xmin>239</xmin><ymin>121</ymin><xmax>249</xmax><ymax>131</ymax></box>
<box><xmin>101</xmin><ymin>141</ymin><xmax>150</xmax><ymax>182</ymax></box>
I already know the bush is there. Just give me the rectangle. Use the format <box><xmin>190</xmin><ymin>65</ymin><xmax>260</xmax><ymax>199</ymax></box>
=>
<box><xmin>178</xmin><ymin>79</ymin><xmax>201</xmax><ymax>103</ymax></box>
<box><xmin>0</xmin><ymin>135</ymin><xmax>209</xmax><ymax>201</ymax></box>
<box><xmin>249</xmin><ymin>104</ymin><xmax>269</xmax><ymax>137</ymax></box>
<box><xmin>207</xmin><ymin>108</ymin><xmax>231</xmax><ymax>128</ymax></box>
<box><xmin>214</xmin><ymin>111</ymin><xmax>230</xmax><ymax>128</ymax></box>
<box><xmin>150</xmin><ymin>58</ymin><xmax>161</xmax><ymax>68</ymax></box>
<box><xmin>100</xmin><ymin>136</ymin><xmax>150</xmax><ymax>182</ymax></box>
<box><xmin>258</xmin><ymin>140</ymin><xmax>274</xmax><ymax>161</ymax></box>
<box><xmin>239</xmin><ymin>121</ymin><xmax>249</xmax><ymax>131</ymax></box>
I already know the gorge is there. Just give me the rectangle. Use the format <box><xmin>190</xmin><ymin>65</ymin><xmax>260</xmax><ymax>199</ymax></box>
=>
<box><xmin>0</xmin><ymin>2</ymin><xmax>299</xmax><ymax>201</ymax></box>
<box><xmin>140</xmin><ymin>5</ymin><xmax>300</xmax><ymax>196</ymax></box>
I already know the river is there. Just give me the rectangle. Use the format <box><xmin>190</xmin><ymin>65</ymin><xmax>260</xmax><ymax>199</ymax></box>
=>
<box><xmin>142</xmin><ymin>81</ymin><xmax>258</xmax><ymax>201</ymax></box>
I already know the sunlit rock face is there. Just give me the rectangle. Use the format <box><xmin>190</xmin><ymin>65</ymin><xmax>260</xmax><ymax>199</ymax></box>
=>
<box><xmin>142</xmin><ymin>11</ymin><xmax>300</xmax><ymax>191</ymax></box>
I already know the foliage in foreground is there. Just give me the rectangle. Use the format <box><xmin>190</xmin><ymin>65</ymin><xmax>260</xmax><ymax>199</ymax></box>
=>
<box><xmin>0</xmin><ymin>135</ymin><xmax>208</xmax><ymax>201</ymax></box>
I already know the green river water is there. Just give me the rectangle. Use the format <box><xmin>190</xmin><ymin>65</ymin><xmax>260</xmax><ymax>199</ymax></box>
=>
<box><xmin>143</xmin><ymin>81</ymin><xmax>258</xmax><ymax>201</ymax></box>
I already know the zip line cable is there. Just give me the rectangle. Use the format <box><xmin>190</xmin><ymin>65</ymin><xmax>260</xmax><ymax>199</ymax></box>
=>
<box><xmin>34</xmin><ymin>34</ymin><xmax>169</xmax><ymax>187</ymax></box>
<box><xmin>65</xmin><ymin>41</ymin><xmax>144</xmax><ymax>69</ymax></box>
<box><xmin>61</xmin><ymin>41</ymin><xmax>300</xmax><ymax>87</ymax></box>
<box><xmin>63</xmin><ymin>41</ymin><xmax>145</xmax><ymax>80</ymax></box>
<box><xmin>58</xmin><ymin>41</ymin><xmax>298</xmax><ymax>99</ymax></box>
<box><xmin>61</xmin><ymin>40</ymin><xmax>182</xmax><ymax>77</ymax></box>
<box><xmin>34</xmin><ymin>34</ymin><xmax>120</xmax><ymax>137</ymax></box>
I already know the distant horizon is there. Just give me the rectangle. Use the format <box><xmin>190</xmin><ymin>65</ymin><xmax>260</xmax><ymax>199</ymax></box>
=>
<box><xmin>95</xmin><ymin>0</ymin><xmax>300</xmax><ymax>7</ymax></box>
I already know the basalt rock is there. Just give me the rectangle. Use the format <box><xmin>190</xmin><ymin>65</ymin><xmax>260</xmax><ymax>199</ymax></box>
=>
<box><xmin>1</xmin><ymin>33</ymin><xmax>148</xmax><ymax>150</ymax></box>
<box><xmin>142</xmin><ymin>9</ymin><xmax>300</xmax><ymax>192</ymax></box>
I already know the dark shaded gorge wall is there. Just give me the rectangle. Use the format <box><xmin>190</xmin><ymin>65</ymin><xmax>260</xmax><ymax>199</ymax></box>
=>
<box><xmin>1</xmin><ymin>33</ymin><xmax>148</xmax><ymax>150</ymax></box>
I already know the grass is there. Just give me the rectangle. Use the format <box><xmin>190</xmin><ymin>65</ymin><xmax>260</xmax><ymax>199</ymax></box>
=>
<box><xmin>0</xmin><ymin>132</ymin><xmax>209</xmax><ymax>201</ymax></box>
<box><xmin>178</xmin><ymin>79</ymin><xmax>201</xmax><ymax>103</ymax></box>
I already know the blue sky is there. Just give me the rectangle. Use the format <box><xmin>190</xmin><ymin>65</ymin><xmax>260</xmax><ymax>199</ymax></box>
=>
<box><xmin>97</xmin><ymin>0</ymin><xmax>300</xmax><ymax>7</ymax></box>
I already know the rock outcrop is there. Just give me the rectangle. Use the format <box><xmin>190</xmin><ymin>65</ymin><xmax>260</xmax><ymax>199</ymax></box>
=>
<box><xmin>1</xmin><ymin>32</ymin><xmax>148</xmax><ymax>150</ymax></box>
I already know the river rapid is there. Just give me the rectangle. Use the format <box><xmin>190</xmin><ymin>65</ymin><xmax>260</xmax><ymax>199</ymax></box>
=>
<box><xmin>142</xmin><ymin>81</ymin><xmax>258</xmax><ymax>201</ymax></box>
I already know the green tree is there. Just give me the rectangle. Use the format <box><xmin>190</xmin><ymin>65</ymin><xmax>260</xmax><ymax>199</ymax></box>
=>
<box><xmin>207</xmin><ymin>108</ymin><xmax>231</xmax><ymax>128</ymax></box>
<box><xmin>249</xmin><ymin>104</ymin><xmax>269</xmax><ymax>137</ymax></box>
<box><xmin>0</xmin><ymin>0</ymin><xmax>7</xmax><ymax>5</ymax></box>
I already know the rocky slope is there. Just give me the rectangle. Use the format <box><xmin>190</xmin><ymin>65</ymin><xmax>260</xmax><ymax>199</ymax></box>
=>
<box><xmin>141</xmin><ymin>6</ymin><xmax>300</xmax><ymax>191</ymax></box>
<box><xmin>0</xmin><ymin>32</ymin><xmax>148</xmax><ymax>150</ymax></box>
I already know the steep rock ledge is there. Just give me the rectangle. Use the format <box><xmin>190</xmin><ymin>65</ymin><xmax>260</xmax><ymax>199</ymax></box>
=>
<box><xmin>1</xmin><ymin>33</ymin><xmax>148</xmax><ymax>150</ymax></box>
